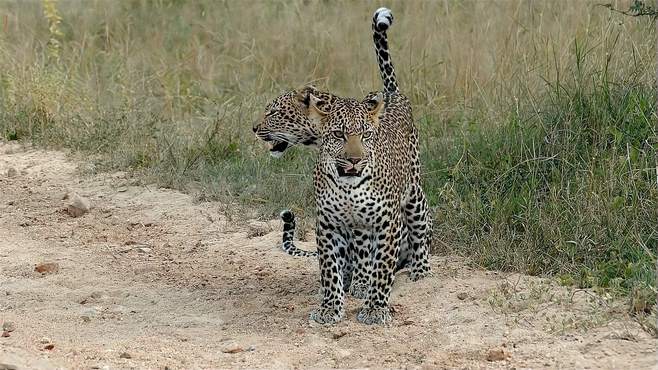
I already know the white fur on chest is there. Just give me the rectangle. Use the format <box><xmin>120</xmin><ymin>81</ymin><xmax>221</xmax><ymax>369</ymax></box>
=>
<box><xmin>326</xmin><ymin>177</ymin><xmax>384</xmax><ymax>229</ymax></box>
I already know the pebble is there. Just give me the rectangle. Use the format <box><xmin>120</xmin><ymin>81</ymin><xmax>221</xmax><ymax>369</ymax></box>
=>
<box><xmin>221</xmin><ymin>344</ymin><xmax>244</xmax><ymax>354</ymax></box>
<box><xmin>486</xmin><ymin>348</ymin><xmax>509</xmax><ymax>362</ymax></box>
<box><xmin>0</xmin><ymin>363</ymin><xmax>18</xmax><ymax>370</ymax></box>
<box><xmin>332</xmin><ymin>331</ymin><xmax>347</xmax><ymax>339</ymax></box>
<box><xmin>6</xmin><ymin>167</ymin><xmax>17</xmax><ymax>178</ymax></box>
<box><xmin>119</xmin><ymin>352</ymin><xmax>132</xmax><ymax>359</ymax></box>
<box><xmin>2</xmin><ymin>322</ymin><xmax>15</xmax><ymax>332</ymax></box>
<box><xmin>35</xmin><ymin>262</ymin><xmax>59</xmax><ymax>275</ymax></box>
<box><xmin>80</xmin><ymin>306</ymin><xmax>101</xmax><ymax>322</ymax></box>
<box><xmin>108</xmin><ymin>305</ymin><xmax>128</xmax><ymax>315</ymax></box>
<box><xmin>90</xmin><ymin>291</ymin><xmax>103</xmax><ymax>299</ymax></box>
<box><xmin>457</xmin><ymin>292</ymin><xmax>468</xmax><ymax>300</ymax></box>
<box><xmin>66</xmin><ymin>193</ymin><xmax>91</xmax><ymax>217</ymax></box>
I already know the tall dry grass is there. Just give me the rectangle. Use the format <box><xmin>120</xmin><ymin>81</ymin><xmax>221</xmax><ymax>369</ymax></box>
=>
<box><xmin>0</xmin><ymin>0</ymin><xmax>655</xmax><ymax>308</ymax></box>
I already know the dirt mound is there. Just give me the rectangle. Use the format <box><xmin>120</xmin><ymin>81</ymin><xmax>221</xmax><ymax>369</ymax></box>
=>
<box><xmin>0</xmin><ymin>142</ymin><xmax>655</xmax><ymax>369</ymax></box>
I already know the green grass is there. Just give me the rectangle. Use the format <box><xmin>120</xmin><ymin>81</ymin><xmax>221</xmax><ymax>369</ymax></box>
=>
<box><xmin>0</xmin><ymin>1</ymin><xmax>655</xmax><ymax>306</ymax></box>
<box><xmin>426</xmin><ymin>63</ymin><xmax>657</xmax><ymax>297</ymax></box>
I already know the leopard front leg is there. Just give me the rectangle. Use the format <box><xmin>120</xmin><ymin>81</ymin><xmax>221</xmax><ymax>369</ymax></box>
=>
<box><xmin>357</xmin><ymin>211</ymin><xmax>402</xmax><ymax>325</ymax></box>
<box><xmin>309</xmin><ymin>216</ymin><xmax>348</xmax><ymax>325</ymax></box>
<box><xmin>347</xmin><ymin>229</ymin><xmax>371</xmax><ymax>299</ymax></box>
<box><xmin>403</xmin><ymin>184</ymin><xmax>432</xmax><ymax>281</ymax></box>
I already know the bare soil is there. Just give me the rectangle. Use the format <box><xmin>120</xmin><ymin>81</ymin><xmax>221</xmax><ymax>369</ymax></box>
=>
<box><xmin>0</xmin><ymin>142</ymin><xmax>655</xmax><ymax>369</ymax></box>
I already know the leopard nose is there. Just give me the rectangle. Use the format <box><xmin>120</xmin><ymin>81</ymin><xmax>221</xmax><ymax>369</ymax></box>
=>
<box><xmin>348</xmin><ymin>157</ymin><xmax>362</xmax><ymax>165</ymax></box>
<box><xmin>252</xmin><ymin>124</ymin><xmax>258</xmax><ymax>133</ymax></box>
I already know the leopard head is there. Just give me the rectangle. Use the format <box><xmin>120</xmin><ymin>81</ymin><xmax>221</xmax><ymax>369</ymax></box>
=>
<box><xmin>311</xmin><ymin>93</ymin><xmax>385</xmax><ymax>178</ymax></box>
<box><xmin>253</xmin><ymin>85</ymin><xmax>330</xmax><ymax>158</ymax></box>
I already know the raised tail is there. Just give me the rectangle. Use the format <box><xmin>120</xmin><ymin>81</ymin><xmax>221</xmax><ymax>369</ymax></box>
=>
<box><xmin>279</xmin><ymin>210</ymin><xmax>317</xmax><ymax>257</ymax></box>
<box><xmin>372</xmin><ymin>7</ymin><xmax>399</xmax><ymax>93</ymax></box>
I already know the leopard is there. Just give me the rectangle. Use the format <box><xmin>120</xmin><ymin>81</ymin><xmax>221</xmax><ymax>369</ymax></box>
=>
<box><xmin>306</xmin><ymin>90</ymin><xmax>422</xmax><ymax>325</ymax></box>
<box><xmin>254</xmin><ymin>8</ymin><xmax>432</xmax><ymax>301</ymax></box>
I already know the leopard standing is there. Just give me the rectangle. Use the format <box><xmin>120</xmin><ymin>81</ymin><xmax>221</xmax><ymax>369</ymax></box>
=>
<box><xmin>253</xmin><ymin>8</ymin><xmax>432</xmax><ymax>302</ymax></box>
<box><xmin>307</xmin><ymin>90</ymin><xmax>419</xmax><ymax>324</ymax></box>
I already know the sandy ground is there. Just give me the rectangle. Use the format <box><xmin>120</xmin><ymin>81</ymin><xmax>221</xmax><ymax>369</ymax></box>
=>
<box><xmin>0</xmin><ymin>141</ymin><xmax>656</xmax><ymax>370</ymax></box>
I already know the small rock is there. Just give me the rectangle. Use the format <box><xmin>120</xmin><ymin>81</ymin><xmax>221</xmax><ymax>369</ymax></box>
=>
<box><xmin>43</xmin><ymin>344</ymin><xmax>55</xmax><ymax>351</ymax></box>
<box><xmin>119</xmin><ymin>352</ymin><xmax>132</xmax><ymax>359</ymax></box>
<box><xmin>2</xmin><ymin>322</ymin><xmax>15</xmax><ymax>332</ymax></box>
<box><xmin>332</xmin><ymin>331</ymin><xmax>347</xmax><ymax>340</ymax></box>
<box><xmin>108</xmin><ymin>305</ymin><xmax>128</xmax><ymax>315</ymax></box>
<box><xmin>39</xmin><ymin>337</ymin><xmax>51</xmax><ymax>344</ymax></box>
<box><xmin>457</xmin><ymin>292</ymin><xmax>468</xmax><ymax>300</ymax></box>
<box><xmin>137</xmin><ymin>247</ymin><xmax>152</xmax><ymax>253</ymax></box>
<box><xmin>6</xmin><ymin>167</ymin><xmax>18</xmax><ymax>178</ymax></box>
<box><xmin>35</xmin><ymin>262</ymin><xmax>59</xmax><ymax>275</ymax></box>
<box><xmin>486</xmin><ymin>348</ymin><xmax>509</xmax><ymax>362</ymax></box>
<box><xmin>221</xmin><ymin>345</ymin><xmax>244</xmax><ymax>354</ymax></box>
<box><xmin>1</xmin><ymin>331</ymin><xmax>9</xmax><ymax>338</ymax></box>
<box><xmin>66</xmin><ymin>193</ymin><xmax>91</xmax><ymax>217</ymax></box>
<box><xmin>80</xmin><ymin>306</ymin><xmax>101</xmax><ymax>318</ymax></box>
<box><xmin>246</xmin><ymin>345</ymin><xmax>256</xmax><ymax>352</ymax></box>
<box><xmin>80</xmin><ymin>307</ymin><xmax>102</xmax><ymax>322</ymax></box>
<box><xmin>0</xmin><ymin>363</ymin><xmax>18</xmax><ymax>370</ymax></box>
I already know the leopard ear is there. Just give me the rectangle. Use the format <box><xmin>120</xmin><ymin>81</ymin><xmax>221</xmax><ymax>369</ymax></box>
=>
<box><xmin>294</xmin><ymin>84</ymin><xmax>319</xmax><ymax>108</ymax></box>
<box><xmin>307</xmin><ymin>93</ymin><xmax>328</xmax><ymax>122</ymax></box>
<box><xmin>365</xmin><ymin>92</ymin><xmax>385</xmax><ymax>126</ymax></box>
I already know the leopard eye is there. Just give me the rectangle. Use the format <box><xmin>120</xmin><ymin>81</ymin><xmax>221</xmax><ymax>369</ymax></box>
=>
<box><xmin>362</xmin><ymin>131</ymin><xmax>373</xmax><ymax>139</ymax></box>
<box><xmin>331</xmin><ymin>130</ymin><xmax>345</xmax><ymax>139</ymax></box>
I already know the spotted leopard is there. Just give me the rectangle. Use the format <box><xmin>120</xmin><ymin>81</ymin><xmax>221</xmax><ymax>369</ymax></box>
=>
<box><xmin>255</xmin><ymin>8</ymin><xmax>432</xmax><ymax>303</ymax></box>
<box><xmin>306</xmin><ymin>90</ymin><xmax>422</xmax><ymax>325</ymax></box>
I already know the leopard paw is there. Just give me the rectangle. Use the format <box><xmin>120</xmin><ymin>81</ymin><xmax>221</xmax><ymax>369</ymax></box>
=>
<box><xmin>309</xmin><ymin>306</ymin><xmax>343</xmax><ymax>325</ymax></box>
<box><xmin>409</xmin><ymin>267</ymin><xmax>433</xmax><ymax>282</ymax></box>
<box><xmin>356</xmin><ymin>307</ymin><xmax>392</xmax><ymax>325</ymax></box>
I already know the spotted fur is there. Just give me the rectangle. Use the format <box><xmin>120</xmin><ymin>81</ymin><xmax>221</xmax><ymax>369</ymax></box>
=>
<box><xmin>372</xmin><ymin>7</ymin><xmax>397</xmax><ymax>93</ymax></box>
<box><xmin>253</xmin><ymin>86</ymin><xmax>338</xmax><ymax>158</ymax></box>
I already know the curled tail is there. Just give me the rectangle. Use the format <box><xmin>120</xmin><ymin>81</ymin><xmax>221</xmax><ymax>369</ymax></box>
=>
<box><xmin>279</xmin><ymin>210</ymin><xmax>317</xmax><ymax>257</ymax></box>
<box><xmin>372</xmin><ymin>7</ymin><xmax>398</xmax><ymax>93</ymax></box>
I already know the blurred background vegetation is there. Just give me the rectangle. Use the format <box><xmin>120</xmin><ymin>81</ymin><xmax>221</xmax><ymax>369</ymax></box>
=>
<box><xmin>0</xmin><ymin>0</ymin><xmax>655</xmax><ymax>311</ymax></box>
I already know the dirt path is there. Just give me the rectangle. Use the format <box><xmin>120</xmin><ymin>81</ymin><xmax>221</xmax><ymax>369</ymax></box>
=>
<box><xmin>0</xmin><ymin>142</ymin><xmax>655</xmax><ymax>370</ymax></box>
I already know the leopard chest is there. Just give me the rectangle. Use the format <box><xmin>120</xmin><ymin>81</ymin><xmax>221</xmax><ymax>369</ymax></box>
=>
<box><xmin>316</xmin><ymin>176</ymin><xmax>390</xmax><ymax>230</ymax></box>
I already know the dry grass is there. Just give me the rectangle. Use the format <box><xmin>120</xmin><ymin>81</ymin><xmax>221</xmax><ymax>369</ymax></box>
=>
<box><xmin>0</xmin><ymin>0</ymin><xmax>655</xmax><ymax>307</ymax></box>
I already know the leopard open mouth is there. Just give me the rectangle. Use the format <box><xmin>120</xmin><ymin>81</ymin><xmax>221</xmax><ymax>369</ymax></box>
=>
<box><xmin>336</xmin><ymin>165</ymin><xmax>362</xmax><ymax>177</ymax></box>
<box><xmin>267</xmin><ymin>140</ymin><xmax>289</xmax><ymax>158</ymax></box>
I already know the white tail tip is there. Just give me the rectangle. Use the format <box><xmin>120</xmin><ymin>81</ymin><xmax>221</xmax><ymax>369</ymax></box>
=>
<box><xmin>374</xmin><ymin>7</ymin><xmax>393</xmax><ymax>29</ymax></box>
